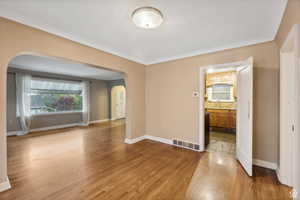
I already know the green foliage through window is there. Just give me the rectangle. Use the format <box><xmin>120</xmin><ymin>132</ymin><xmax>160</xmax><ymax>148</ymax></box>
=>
<box><xmin>30</xmin><ymin>78</ymin><xmax>83</xmax><ymax>114</ymax></box>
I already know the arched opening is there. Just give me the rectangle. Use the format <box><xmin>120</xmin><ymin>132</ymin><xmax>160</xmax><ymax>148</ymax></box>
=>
<box><xmin>111</xmin><ymin>85</ymin><xmax>126</xmax><ymax>121</ymax></box>
<box><xmin>3</xmin><ymin>53</ymin><xmax>132</xmax><ymax>191</ymax></box>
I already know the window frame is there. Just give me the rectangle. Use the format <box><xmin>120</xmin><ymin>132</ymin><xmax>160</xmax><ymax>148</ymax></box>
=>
<box><xmin>31</xmin><ymin>110</ymin><xmax>82</xmax><ymax>117</ymax></box>
<box><xmin>29</xmin><ymin>77</ymin><xmax>83</xmax><ymax>116</ymax></box>
<box><xmin>207</xmin><ymin>83</ymin><xmax>235</xmax><ymax>102</ymax></box>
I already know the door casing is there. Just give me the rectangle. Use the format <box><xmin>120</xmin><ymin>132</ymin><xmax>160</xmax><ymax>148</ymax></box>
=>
<box><xmin>198</xmin><ymin>58</ymin><xmax>253</xmax><ymax>176</ymax></box>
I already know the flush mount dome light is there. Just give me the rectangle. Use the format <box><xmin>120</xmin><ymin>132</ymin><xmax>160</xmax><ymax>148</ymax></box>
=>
<box><xmin>132</xmin><ymin>7</ymin><xmax>163</xmax><ymax>29</ymax></box>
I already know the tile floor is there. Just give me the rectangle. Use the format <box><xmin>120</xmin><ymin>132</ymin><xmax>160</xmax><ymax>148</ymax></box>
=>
<box><xmin>206</xmin><ymin>131</ymin><xmax>236</xmax><ymax>155</ymax></box>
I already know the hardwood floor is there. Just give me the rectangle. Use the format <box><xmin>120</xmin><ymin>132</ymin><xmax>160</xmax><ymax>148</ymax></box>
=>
<box><xmin>0</xmin><ymin>120</ymin><xmax>290</xmax><ymax>200</ymax></box>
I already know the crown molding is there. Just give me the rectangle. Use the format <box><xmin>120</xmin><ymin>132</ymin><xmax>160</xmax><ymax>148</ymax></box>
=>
<box><xmin>145</xmin><ymin>38</ymin><xmax>274</xmax><ymax>65</ymax></box>
<box><xmin>1</xmin><ymin>13</ymin><xmax>278</xmax><ymax>66</ymax></box>
<box><xmin>0</xmin><ymin>14</ymin><xmax>146</xmax><ymax>65</ymax></box>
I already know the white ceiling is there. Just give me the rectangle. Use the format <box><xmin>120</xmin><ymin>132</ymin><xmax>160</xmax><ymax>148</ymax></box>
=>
<box><xmin>0</xmin><ymin>0</ymin><xmax>287</xmax><ymax>65</ymax></box>
<box><xmin>9</xmin><ymin>55</ymin><xmax>124</xmax><ymax>80</ymax></box>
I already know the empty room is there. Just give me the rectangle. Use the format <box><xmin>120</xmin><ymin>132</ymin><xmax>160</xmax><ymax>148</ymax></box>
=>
<box><xmin>0</xmin><ymin>0</ymin><xmax>299</xmax><ymax>199</ymax></box>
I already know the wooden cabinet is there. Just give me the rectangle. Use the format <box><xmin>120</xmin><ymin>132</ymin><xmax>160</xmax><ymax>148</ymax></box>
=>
<box><xmin>206</xmin><ymin>109</ymin><xmax>236</xmax><ymax>132</ymax></box>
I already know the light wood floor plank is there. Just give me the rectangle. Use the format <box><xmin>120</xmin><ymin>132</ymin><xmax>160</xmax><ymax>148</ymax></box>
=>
<box><xmin>0</xmin><ymin>120</ymin><xmax>290</xmax><ymax>200</ymax></box>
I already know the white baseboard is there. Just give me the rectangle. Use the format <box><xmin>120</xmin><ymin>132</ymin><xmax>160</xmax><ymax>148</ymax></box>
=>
<box><xmin>7</xmin><ymin>130</ymin><xmax>24</xmax><ymax>136</ymax></box>
<box><xmin>276</xmin><ymin>168</ymin><xmax>282</xmax><ymax>182</ymax></box>
<box><xmin>111</xmin><ymin>117</ymin><xmax>125</xmax><ymax>121</ymax></box>
<box><xmin>30</xmin><ymin>123</ymin><xmax>81</xmax><ymax>133</ymax></box>
<box><xmin>276</xmin><ymin>167</ymin><xmax>293</xmax><ymax>187</ymax></box>
<box><xmin>7</xmin><ymin>123</ymin><xmax>80</xmax><ymax>136</ymax></box>
<box><xmin>125</xmin><ymin>135</ymin><xmax>201</xmax><ymax>152</ymax></box>
<box><xmin>144</xmin><ymin>135</ymin><xmax>173</xmax><ymax>145</ymax></box>
<box><xmin>89</xmin><ymin>119</ymin><xmax>110</xmax><ymax>124</ymax></box>
<box><xmin>7</xmin><ymin>120</ymin><xmax>111</xmax><ymax>136</ymax></box>
<box><xmin>124</xmin><ymin>135</ymin><xmax>172</xmax><ymax>145</ymax></box>
<box><xmin>0</xmin><ymin>177</ymin><xmax>11</xmax><ymax>192</ymax></box>
<box><xmin>253</xmin><ymin>159</ymin><xmax>277</xmax><ymax>170</ymax></box>
<box><xmin>124</xmin><ymin>136</ymin><xmax>146</xmax><ymax>144</ymax></box>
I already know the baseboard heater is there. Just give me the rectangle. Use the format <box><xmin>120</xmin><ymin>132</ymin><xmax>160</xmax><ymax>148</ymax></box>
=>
<box><xmin>173</xmin><ymin>139</ymin><xmax>200</xmax><ymax>151</ymax></box>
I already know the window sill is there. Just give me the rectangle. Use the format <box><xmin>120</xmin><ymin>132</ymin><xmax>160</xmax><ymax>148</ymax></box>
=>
<box><xmin>208</xmin><ymin>100</ymin><xmax>235</xmax><ymax>103</ymax></box>
<box><xmin>31</xmin><ymin>111</ymin><xmax>82</xmax><ymax>117</ymax></box>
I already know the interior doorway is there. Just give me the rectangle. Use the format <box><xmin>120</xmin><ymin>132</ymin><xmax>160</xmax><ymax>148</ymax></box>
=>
<box><xmin>199</xmin><ymin>58</ymin><xmax>253</xmax><ymax>176</ymax></box>
<box><xmin>111</xmin><ymin>85</ymin><xmax>126</xmax><ymax>120</ymax></box>
<box><xmin>204</xmin><ymin>69</ymin><xmax>237</xmax><ymax>155</ymax></box>
<box><xmin>279</xmin><ymin>24</ymin><xmax>299</xmax><ymax>195</ymax></box>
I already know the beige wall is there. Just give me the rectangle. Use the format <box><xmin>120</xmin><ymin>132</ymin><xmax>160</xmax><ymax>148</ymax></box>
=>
<box><xmin>6</xmin><ymin>73</ymin><xmax>21</xmax><ymax>131</ymax></box>
<box><xmin>30</xmin><ymin>113</ymin><xmax>82</xmax><ymax>129</ymax></box>
<box><xmin>90</xmin><ymin>79</ymin><xmax>110</xmax><ymax>122</ymax></box>
<box><xmin>146</xmin><ymin>41</ymin><xmax>279</xmax><ymax>163</ymax></box>
<box><xmin>0</xmin><ymin>17</ymin><xmax>145</xmax><ymax>183</ymax></box>
<box><xmin>275</xmin><ymin>0</ymin><xmax>300</xmax><ymax>48</ymax></box>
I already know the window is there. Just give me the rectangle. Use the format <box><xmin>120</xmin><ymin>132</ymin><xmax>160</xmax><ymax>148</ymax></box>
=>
<box><xmin>30</xmin><ymin>78</ymin><xmax>83</xmax><ymax>115</ymax></box>
<box><xmin>207</xmin><ymin>84</ymin><xmax>234</xmax><ymax>102</ymax></box>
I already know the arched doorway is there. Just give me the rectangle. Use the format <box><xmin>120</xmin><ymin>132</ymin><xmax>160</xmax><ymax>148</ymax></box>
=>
<box><xmin>111</xmin><ymin>85</ymin><xmax>126</xmax><ymax>120</ymax></box>
<box><xmin>1</xmin><ymin>53</ymin><xmax>132</xmax><ymax>193</ymax></box>
<box><xmin>0</xmin><ymin>17</ymin><xmax>146</xmax><ymax>190</ymax></box>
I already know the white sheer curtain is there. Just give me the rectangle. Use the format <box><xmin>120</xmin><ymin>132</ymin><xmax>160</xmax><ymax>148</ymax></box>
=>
<box><xmin>16</xmin><ymin>73</ymin><xmax>32</xmax><ymax>135</ymax></box>
<box><xmin>81</xmin><ymin>81</ymin><xmax>90</xmax><ymax>126</ymax></box>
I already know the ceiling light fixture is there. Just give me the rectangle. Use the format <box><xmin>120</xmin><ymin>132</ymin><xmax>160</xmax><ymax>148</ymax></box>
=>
<box><xmin>132</xmin><ymin>7</ymin><xmax>163</xmax><ymax>29</ymax></box>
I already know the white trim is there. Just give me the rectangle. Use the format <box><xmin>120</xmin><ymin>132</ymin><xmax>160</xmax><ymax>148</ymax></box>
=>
<box><xmin>199</xmin><ymin>58</ymin><xmax>255</xmax><ymax>176</ymax></box>
<box><xmin>125</xmin><ymin>135</ymin><xmax>173</xmax><ymax>145</ymax></box>
<box><xmin>125</xmin><ymin>135</ymin><xmax>201</xmax><ymax>152</ymax></box>
<box><xmin>111</xmin><ymin>117</ymin><xmax>126</xmax><ymax>121</ymax></box>
<box><xmin>144</xmin><ymin>135</ymin><xmax>173</xmax><ymax>145</ymax></box>
<box><xmin>0</xmin><ymin>14</ymin><xmax>144</xmax><ymax>64</ymax></box>
<box><xmin>276</xmin><ymin>168</ymin><xmax>282</xmax><ymax>183</ymax></box>
<box><xmin>198</xmin><ymin>60</ymin><xmax>247</xmax><ymax>152</ymax></box>
<box><xmin>124</xmin><ymin>136</ymin><xmax>146</xmax><ymax>144</ymax></box>
<box><xmin>253</xmin><ymin>159</ymin><xmax>277</xmax><ymax>170</ymax></box>
<box><xmin>7</xmin><ymin>130</ymin><xmax>24</xmax><ymax>136</ymax></box>
<box><xmin>0</xmin><ymin>177</ymin><xmax>11</xmax><ymax>192</ymax></box>
<box><xmin>279</xmin><ymin>24</ymin><xmax>300</xmax><ymax>188</ymax></box>
<box><xmin>7</xmin><ymin>124</ymin><xmax>79</xmax><ymax>136</ymax></box>
<box><xmin>291</xmin><ymin>189</ymin><xmax>299</xmax><ymax>199</ymax></box>
<box><xmin>7</xmin><ymin>120</ymin><xmax>110</xmax><ymax>136</ymax></box>
<box><xmin>237</xmin><ymin>148</ymin><xmax>253</xmax><ymax>176</ymax></box>
<box><xmin>30</xmin><ymin>123</ymin><xmax>80</xmax><ymax>133</ymax></box>
<box><xmin>236</xmin><ymin>57</ymin><xmax>254</xmax><ymax>177</ymax></box>
<box><xmin>89</xmin><ymin>119</ymin><xmax>110</xmax><ymax>124</ymax></box>
<box><xmin>31</xmin><ymin>111</ymin><xmax>82</xmax><ymax>117</ymax></box>
<box><xmin>146</xmin><ymin>38</ymin><xmax>273</xmax><ymax>65</ymax></box>
<box><xmin>0</xmin><ymin>14</ymin><xmax>276</xmax><ymax>65</ymax></box>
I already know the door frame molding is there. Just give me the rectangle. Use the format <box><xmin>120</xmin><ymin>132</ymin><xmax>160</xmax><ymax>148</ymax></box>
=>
<box><xmin>198</xmin><ymin>60</ymin><xmax>249</xmax><ymax>152</ymax></box>
<box><xmin>236</xmin><ymin>58</ymin><xmax>254</xmax><ymax>176</ymax></box>
<box><xmin>279</xmin><ymin>24</ymin><xmax>300</xmax><ymax>189</ymax></box>
<box><xmin>110</xmin><ymin>85</ymin><xmax>126</xmax><ymax>120</ymax></box>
